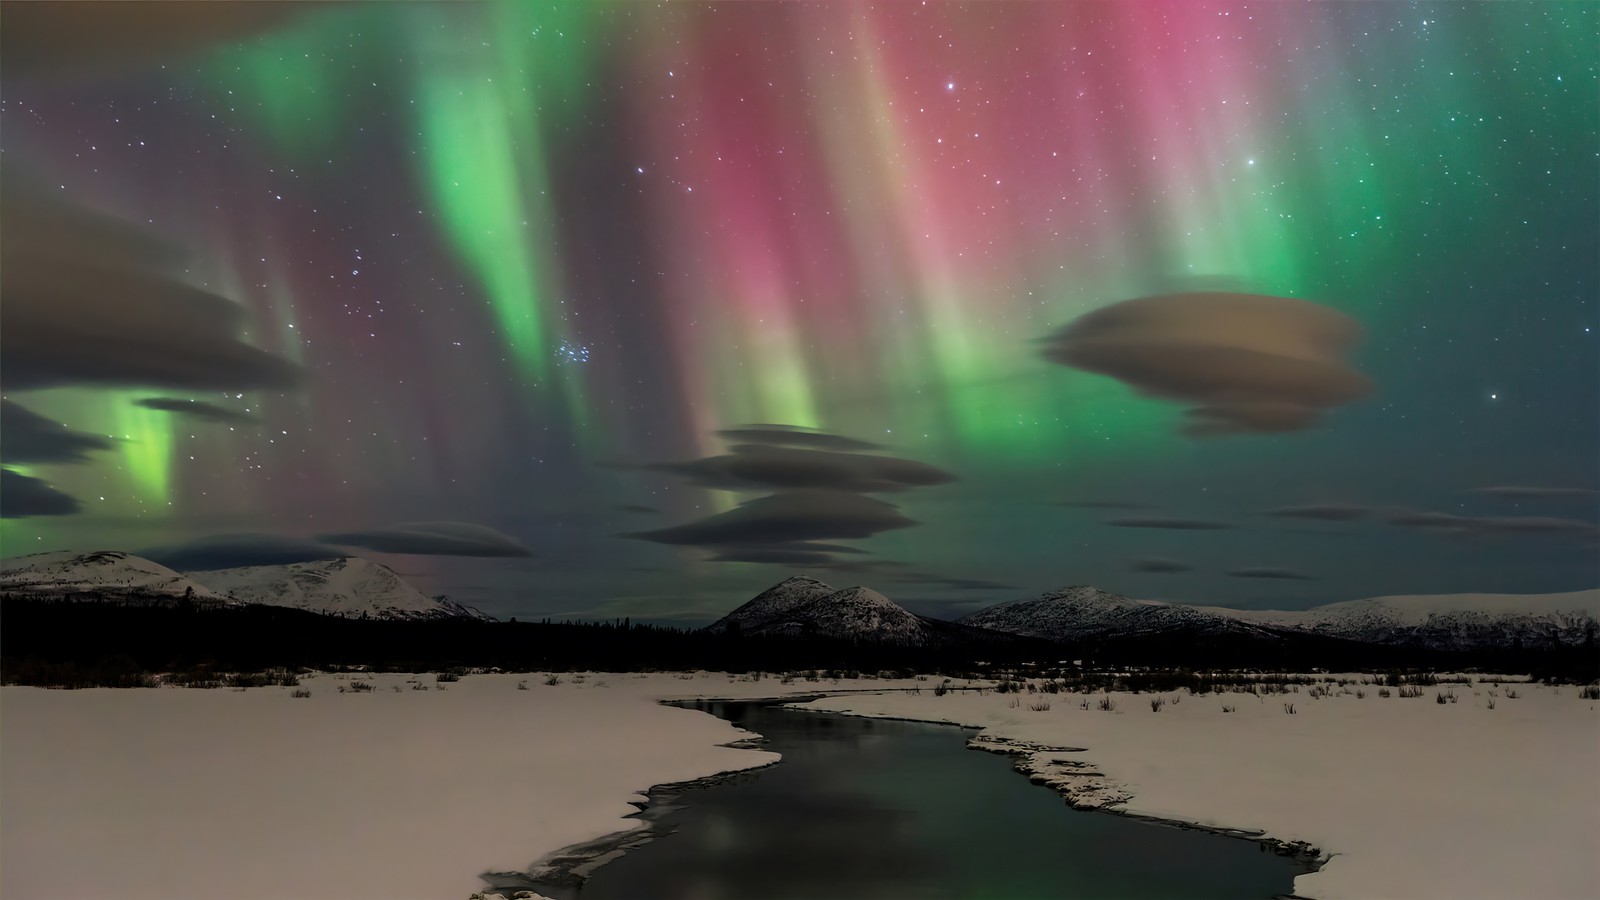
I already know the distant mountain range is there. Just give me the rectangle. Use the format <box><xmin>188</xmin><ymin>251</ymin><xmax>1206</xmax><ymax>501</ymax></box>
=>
<box><xmin>961</xmin><ymin>585</ymin><xmax>1599</xmax><ymax>651</ymax></box>
<box><xmin>706</xmin><ymin>577</ymin><xmax>1596</xmax><ymax>655</ymax></box>
<box><xmin>0</xmin><ymin>551</ymin><xmax>493</xmax><ymax>622</ymax></box>
<box><xmin>1212</xmin><ymin>591</ymin><xmax>1599</xmax><ymax>650</ymax></box>
<box><xmin>705</xmin><ymin>576</ymin><xmax>1037</xmax><ymax>649</ymax></box>
<box><xmin>5</xmin><ymin>550</ymin><xmax>1594</xmax><ymax>657</ymax></box>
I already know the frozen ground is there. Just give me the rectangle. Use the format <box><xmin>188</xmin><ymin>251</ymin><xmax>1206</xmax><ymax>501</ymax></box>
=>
<box><xmin>6</xmin><ymin>673</ymin><xmax>1595</xmax><ymax>900</ymax></box>
<box><xmin>0</xmin><ymin>672</ymin><xmax>915</xmax><ymax>900</ymax></box>
<box><xmin>797</xmin><ymin>678</ymin><xmax>1600</xmax><ymax>900</ymax></box>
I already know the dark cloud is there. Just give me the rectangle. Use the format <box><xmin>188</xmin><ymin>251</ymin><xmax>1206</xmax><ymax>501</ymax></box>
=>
<box><xmin>808</xmin><ymin>558</ymin><xmax>908</xmax><ymax>576</ymax></box>
<box><xmin>1057</xmin><ymin>499</ymin><xmax>1151</xmax><ymax>510</ymax></box>
<box><xmin>625</xmin><ymin>490</ymin><xmax>916</xmax><ymax>548</ymax></box>
<box><xmin>1468</xmin><ymin>486</ymin><xmax>1599</xmax><ymax>501</ymax></box>
<box><xmin>617</xmin><ymin>504</ymin><xmax>659</xmax><ymax>514</ymax></box>
<box><xmin>1264</xmin><ymin>503</ymin><xmax>1369</xmax><ymax>522</ymax></box>
<box><xmin>887</xmin><ymin>572</ymin><xmax>1017</xmax><ymax>591</ymax></box>
<box><xmin>1386</xmin><ymin>510</ymin><xmax>1468</xmax><ymax>529</ymax></box>
<box><xmin>772</xmin><ymin>542</ymin><xmax>867</xmax><ymax>555</ymax></box>
<box><xmin>0</xmin><ymin>172</ymin><xmax>302</xmax><ymax>392</ymax></box>
<box><xmin>1129</xmin><ymin>556</ymin><xmax>1192</xmax><ymax>573</ymax></box>
<box><xmin>134</xmin><ymin>397</ymin><xmax>260</xmax><ymax>425</ymax></box>
<box><xmin>1226</xmin><ymin>567</ymin><xmax>1317</xmax><ymax>580</ymax></box>
<box><xmin>2</xmin><ymin>2</ymin><xmax>314</xmax><ymax>81</ymax></box>
<box><xmin>0</xmin><ymin>400</ymin><xmax>113</xmax><ymax>464</ymax></box>
<box><xmin>1041</xmin><ymin>292</ymin><xmax>1372</xmax><ymax>436</ymax></box>
<box><xmin>137</xmin><ymin>534</ymin><xmax>351</xmax><ymax>571</ymax></box>
<box><xmin>1386</xmin><ymin>510</ymin><xmax>1599</xmax><ymax>541</ymax></box>
<box><xmin>317</xmin><ymin>521</ymin><xmax>533</xmax><ymax>557</ymax></box>
<box><xmin>705</xmin><ymin>541</ymin><xmax>868</xmax><ymax>565</ymax></box>
<box><xmin>708</xmin><ymin>547</ymin><xmax>838</xmax><ymax>566</ymax></box>
<box><xmin>1106</xmin><ymin>517</ymin><xmax>1235</xmax><ymax>530</ymax></box>
<box><xmin>639</xmin><ymin>443</ymin><xmax>955</xmax><ymax>494</ymax></box>
<box><xmin>633</xmin><ymin>430</ymin><xmax>948</xmax><ymax>567</ymax></box>
<box><xmin>717</xmin><ymin>425</ymin><xmax>883</xmax><ymax>452</ymax></box>
<box><xmin>0</xmin><ymin>468</ymin><xmax>82</xmax><ymax>517</ymax></box>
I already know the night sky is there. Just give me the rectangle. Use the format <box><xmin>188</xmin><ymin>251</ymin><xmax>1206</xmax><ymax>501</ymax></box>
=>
<box><xmin>2</xmin><ymin>1</ymin><xmax>1595</xmax><ymax>624</ymax></box>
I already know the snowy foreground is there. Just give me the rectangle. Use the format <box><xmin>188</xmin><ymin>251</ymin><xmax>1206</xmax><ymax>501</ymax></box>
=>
<box><xmin>0</xmin><ymin>673</ymin><xmax>915</xmax><ymax>900</ymax></box>
<box><xmin>798</xmin><ymin>681</ymin><xmax>1600</xmax><ymax>900</ymax></box>
<box><xmin>4</xmin><ymin>673</ymin><xmax>1597</xmax><ymax>900</ymax></box>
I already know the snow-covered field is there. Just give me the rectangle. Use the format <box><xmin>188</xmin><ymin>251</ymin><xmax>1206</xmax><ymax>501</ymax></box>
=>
<box><xmin>0</xmin><ymin>672</ymin><xmax>910</xmax><ymax>900</ymax></box>
<box><xmin>798</xmin><ymin>679</ymin><xmax>1600</xmax><ymax>900</ymax></box>
<box><xmin>4</xmin><ymin>672</ymin><xmax>1596</xmax><ymax>900</ymax></box>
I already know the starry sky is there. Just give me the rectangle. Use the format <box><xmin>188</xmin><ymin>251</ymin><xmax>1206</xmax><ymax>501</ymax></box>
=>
<box><xmin>1</xmin><ymin>1</ymin><xmax>1595</xmax><ymax>624</ymax></box>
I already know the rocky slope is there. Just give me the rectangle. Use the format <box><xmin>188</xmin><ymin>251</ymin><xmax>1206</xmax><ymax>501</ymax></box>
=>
<box><xmin>189</xmin><ymin>557</ymin><xmax>494</xmax><ymax>621</ymax></box>
<box><xmin>0</xmin><ymin>550</ymin><xmax>228</xmax><ymax>604</ymax></box>
<box><xmin>958</xmin><ymin>585</ymin><xmax>1280</xmax><ymax>643</ymax></box>
<box><xmin>704</xmin><ymin>576</ymin><xmax>835</xmax><ymax>634</ymax></box>
<box><xmin>708</xmin><ymin>576</ymin><xmax>1024</xmax><ymax>647</ymax></box>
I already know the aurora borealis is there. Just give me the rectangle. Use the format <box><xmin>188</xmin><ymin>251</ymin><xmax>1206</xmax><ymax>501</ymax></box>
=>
<box><xmin>1</xmin><ymin>1</ymin><xmax>1595</xmax><ymax>621</ymax></box>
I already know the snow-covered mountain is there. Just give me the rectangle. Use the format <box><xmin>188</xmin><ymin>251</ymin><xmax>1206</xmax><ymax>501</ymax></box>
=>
<box><xmin>705</xmin><ymin>576</ymin><xmax>836</xmax><ymax>634</ymax></box>
<box><xmin>708</xmin><ymin>576</ymin><xmax>1014</xmax><ymax>646</ymax></box>
<box><xmin>0</xmin><ymin>550</ymin><xmax>229</xmax><ymax>604</ymax></box>
<box><xmin>1211</xmin><ymin>590</ymin><xmax>1600</xmax><ymax>650</ymax></box>
<box><xmin>749</xmin><ymin>585</ymin><xmax>927</xmax><ymax>642</ymax></box>
<box><xmin>962</xmin><ymin>586</ymin><xmax>1600</xmax><ymax>651</ymax></box>
<box><xmin>957</xmin><ymin>585</ymin><xmax>1284</xmax><ymax>643</ymax></box>
<box><xmin>189</xmin><ymin>557</ymin><xmax>494</xmax><ymax>621</ymax></box>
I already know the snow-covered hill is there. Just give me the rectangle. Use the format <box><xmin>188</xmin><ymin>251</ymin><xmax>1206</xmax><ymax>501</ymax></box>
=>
<box><xmin>704</xmin><ymin>576</ymin><xmax>835</xmax><ymax>634</ymax></box>
<box><xmin>957</xmin><ymin>585</ymin><xmax>1279</xmax><ymax>643</ymax></box>
<box><xmin>708</xmin><ymin>577</ymin><xmax>1011</xmax><ymax>646</ymax></box>
<box><xmin>1210</xmin><ymin>590</ymin><xmax>1600</xmax><ymax>650</ymax></box>
<box><xmin>751</xmin><ymin>586</ymin><xmax>928</xmax><ymax>642</ymax></box>
<box><xmin>186</xmin><ymin>558</ymin><xmax>495</xmax><ymax>622</ymax></box>
<box><xmin>962</xmin><ymin>585</ymin><xmax>1600</xmax><ymax>651</ymax></box>
<box><xmin>0</xmin><ymin>551</ymin><xmax>228</xmax><ymax>604</ymax></box>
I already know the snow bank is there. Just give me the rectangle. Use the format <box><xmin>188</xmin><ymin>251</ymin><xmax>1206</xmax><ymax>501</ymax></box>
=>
<box><xmin>796</xmin><ymin>681</ymin><xmax>1600</xmax><ymax>900</ymax></box>
<box><xmin>0</xmin><ymin>672</ymin><xmax>902</xmax><ymax>900</ymax></box>
<box><xmin>9</xmin><ymin>671</ymin><xmax>1591</xmax><ymax>900</ymax></box>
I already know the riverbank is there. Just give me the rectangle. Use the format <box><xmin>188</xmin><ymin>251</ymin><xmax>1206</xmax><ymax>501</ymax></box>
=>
<box><xmin>0</xmin><ymin>672</ymin><xmax>926</xmax><ymax>900</ymax></box>
<box><xmin>7</xmin><ymin>672</ymin><xmax>1592</xmax><ymax>899</ymax></box>
<box><xmin>794</xmin><ymin>679</ymin><xmax>1600</xmax><ymax>900</ymax></box>
<box><xmin>516</xmin><ymin>698</ymin><xmax>1307</xmax><ymax>900</ymax></box>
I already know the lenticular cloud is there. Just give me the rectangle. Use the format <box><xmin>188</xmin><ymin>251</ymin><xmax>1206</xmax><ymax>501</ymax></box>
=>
<box><xmin>1042</xmin><ymin>292</ymin><xmax>1373</xmax><ymax>436</ymax></box>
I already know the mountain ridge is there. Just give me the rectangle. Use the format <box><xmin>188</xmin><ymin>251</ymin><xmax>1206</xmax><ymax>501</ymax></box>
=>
<box><xmin>962</xmin><ymin>585</ymin><xmax>1600</xmax><ymax>651</ymax></box>
<box><xmin>190</xmin><ymin>557</ymin><xmax>496</xmax><ymax>622</ymax></box>
<box><xmin>0</xmin><ymin>550</ymin><xmax>493</xmax><ymax>622</ymax></box>
<box><xmin>0</xmin><ymin>550</ymin><xmax>229</xmax><ymax>604</ymax></box>
<box><xmin>708</xmin><ymin>576</ymin><xmax>1035</xmax><ymax>648</ymax></box>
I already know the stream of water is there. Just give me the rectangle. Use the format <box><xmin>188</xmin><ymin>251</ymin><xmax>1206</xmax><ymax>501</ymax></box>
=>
<box><xmin>529</xmin><ymin>699</ymin><xmax>1306</xmax><ymax>899</ymax></box>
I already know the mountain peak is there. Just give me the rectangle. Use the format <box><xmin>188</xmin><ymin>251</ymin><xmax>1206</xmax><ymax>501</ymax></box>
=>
<box><xmin>1</xmin><ymin>550</ymin><xmax>227</xmax><ymax>603</ymax></box>
<box><xmin>706</xmin><ymin>577</ymin><xmax>933</xmax><ymax>643</ymax></box>
<box><xmin>186</xmin><ymin>557</ymin><xmax>494</xmax><ymax>621</ymax></box>
<box><xmin>958</xmin><ymin>585</ymin><xmax>1213</xmax><ymax>641</ymax></box>
<box><xmin>777</xmin><ymin>573</ymin><xmax>832</xmax><ymax>589</ymax></box>
<box><xmin>824</xmin><ymin>586</ymin><xmax>894</xmax><ymax>606</ymax></box>
<box><xmin>705</xmin><ymin>575</ymin><xmax>836</xmax><ymax>634</ymax></box>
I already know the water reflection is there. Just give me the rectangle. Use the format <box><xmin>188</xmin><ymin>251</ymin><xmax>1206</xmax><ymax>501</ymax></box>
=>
<box><xmin>533</xmin><ymin>700</ymin><xmax>1303</xmax><ymax>900</ymax></box>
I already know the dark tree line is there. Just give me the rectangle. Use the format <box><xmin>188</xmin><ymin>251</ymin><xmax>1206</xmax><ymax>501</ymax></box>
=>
<box><xmin>1</xmin><ymin>596</ymin><xmax>1052</xmax><ymax>685</ymax></box>
<box><xmin>2</xmin><ymin>595</ymin><xmax>1594</xmax><ymax>687</ymax></box>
